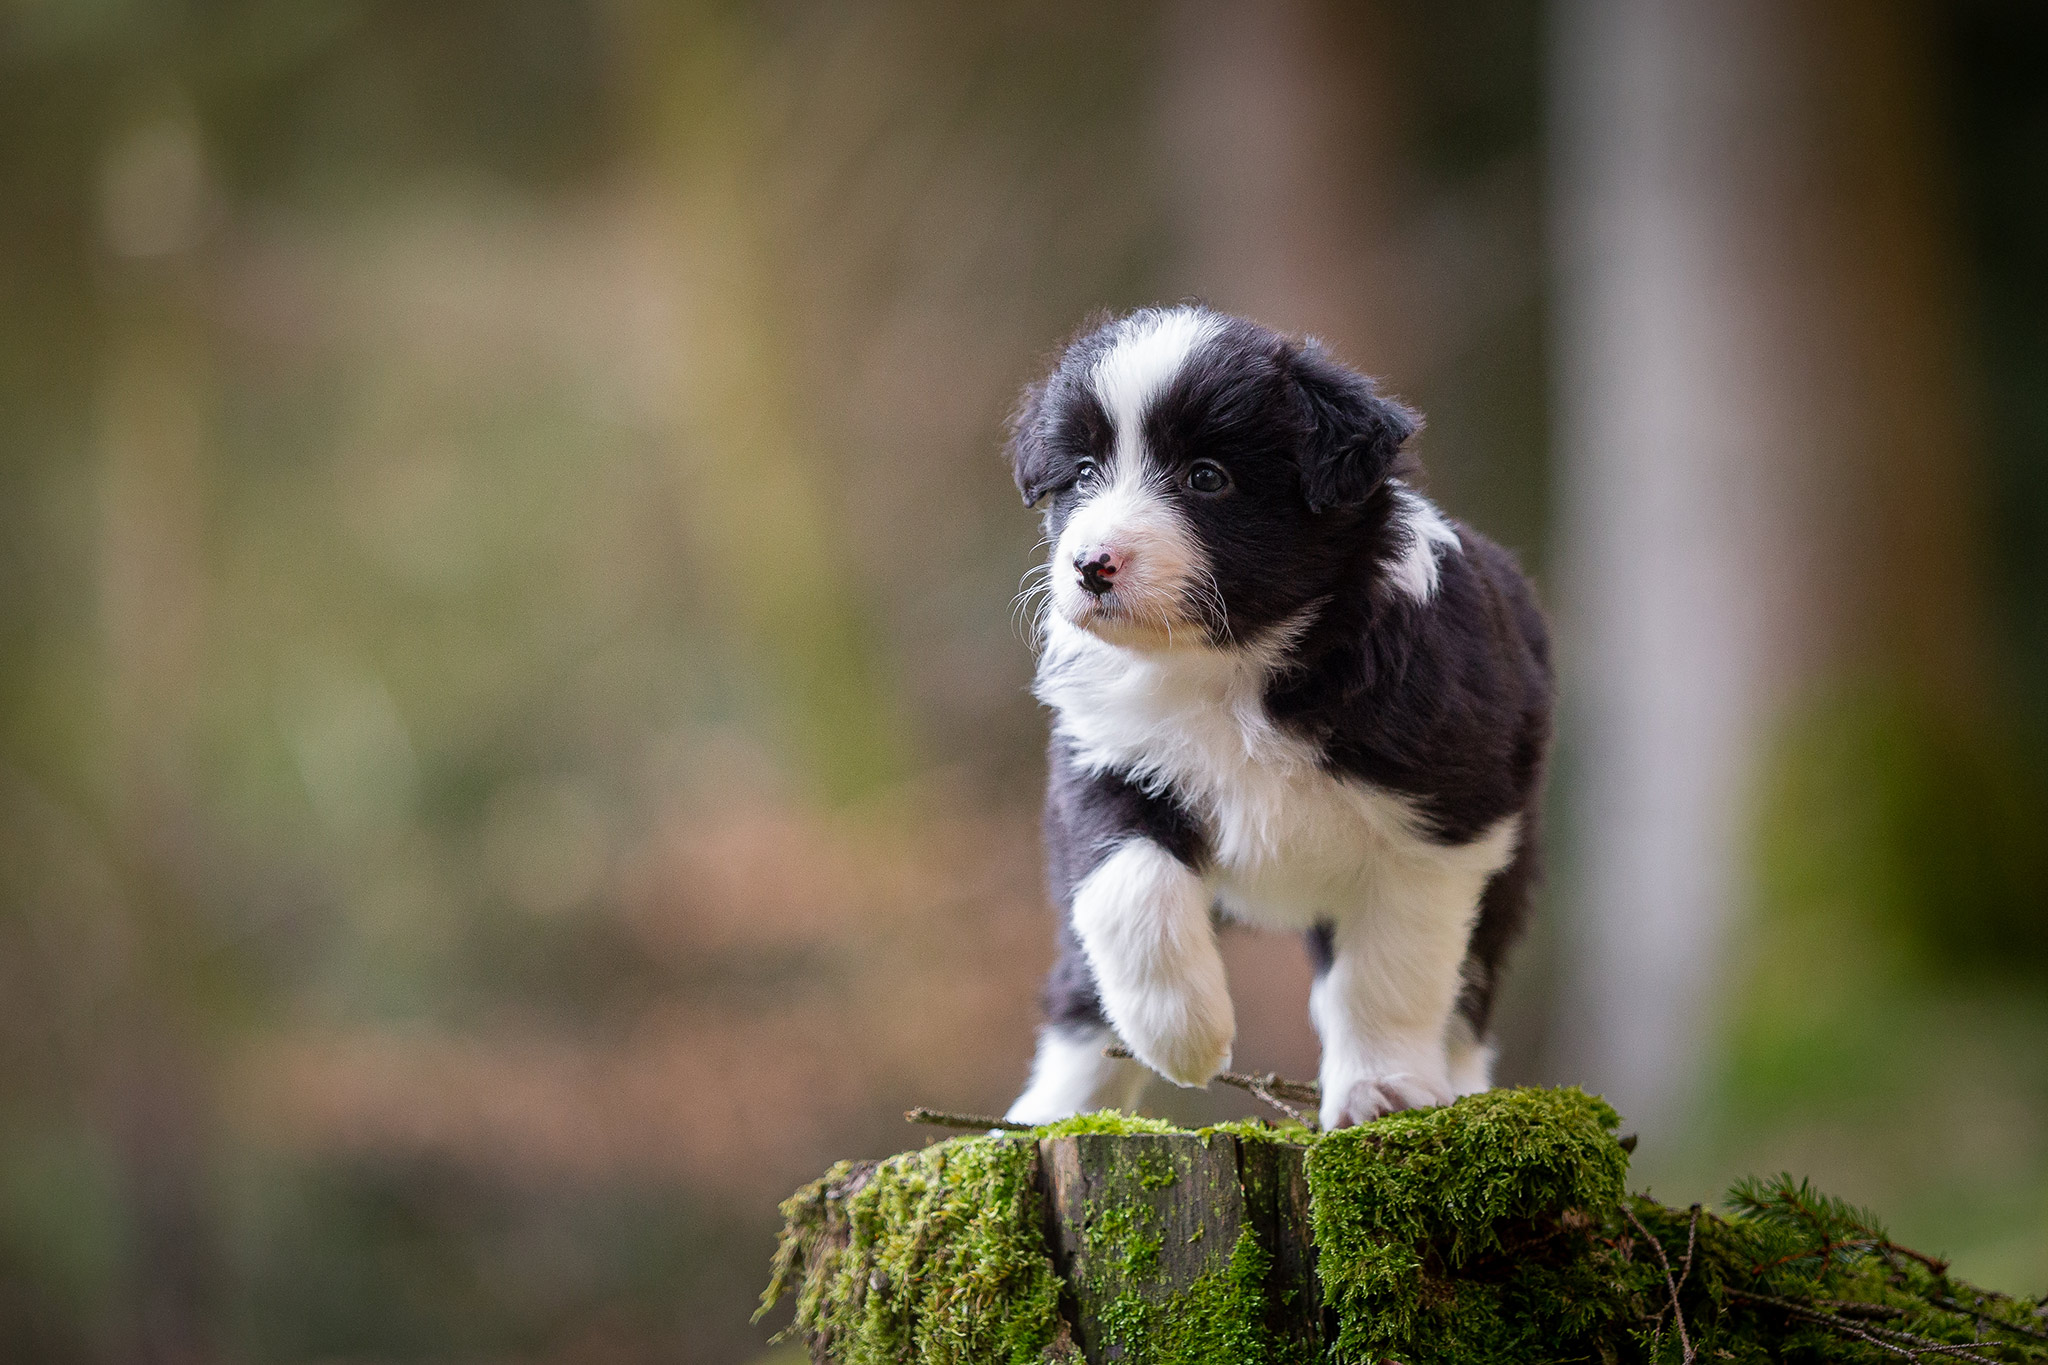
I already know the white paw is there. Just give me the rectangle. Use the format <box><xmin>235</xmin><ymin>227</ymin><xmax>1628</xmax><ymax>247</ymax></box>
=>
<box><xmin>1112</xmin><ymin>981</ymin><xmax>1235</xmax><ymax>1088</ymax></box>
<box><xmin>1005</xmin><ymin>1092</ymin><xmax>1077</xmax><ymax>1126</ymax></box>
<box><xmin>1321</xmin><ymin>1071</ymin><xmax>1452</xmax><ymax>1131</ymax></box>
<box><xmin>1005</xmin><ymin>1029</ymin><xmax>1149</xmax><ymax>1123</ymax></box>
<box><xmin>1066</xmin><ymin>840</ymin><xmax>1235</xmax><ymax>1089</ymax></box>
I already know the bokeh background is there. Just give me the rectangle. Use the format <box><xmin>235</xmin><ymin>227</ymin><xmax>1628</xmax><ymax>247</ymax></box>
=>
<box><xmin>2</xmin><ymin>0</ymin><xmax>2044</xmax><ymax>1360</ymax></box>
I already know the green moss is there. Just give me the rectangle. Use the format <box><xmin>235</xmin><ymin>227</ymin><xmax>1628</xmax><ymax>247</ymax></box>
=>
<box><xmin>1030</xmin><ymin>1109</ymin><xmax>1181</xmax><ymax>1138</ymax></box>
<box><xmin>1094</xmin><ymin>1224</ymin><xmax>1310</xmax><ymax>1365</ymax></box>
<box><xmin>1132</xmin><ymin>1148</ymin><xmax>1180</xmax><ymax>1190</ymax></box>
<box><xmin>1194</xmin><ymin>1117</ymin><xmax>1317</xmax><ymax>1145</ymax></box>
<box><xmin>1304</xmin><ymin>1090</ymin><xmax>2048</xmax><ymax>1364</ymax></box>
<box><xmin>1084</xmin><ymin>1197</ymin><xmax>1162</xmax><ymax>1279</ymax></box>
<box><xmin>762</xmin><ymin>1089</ymin><xmax>2047</xmax><ymax>1364</ymax></box>
<box><xmin>1307</xmin><ymin>1085</ymin><xmax>1633</xmax><ymax>1363</ymax></box>
<box><xmin>755</xmin><ymin>1135</ymin><xmax>1061</xmax><ymax>1365</ymax></box>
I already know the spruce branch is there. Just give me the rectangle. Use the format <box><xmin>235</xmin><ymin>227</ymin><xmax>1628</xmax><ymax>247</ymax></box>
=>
<box><xmin>1815</xmin><ymin>1299</ymin><xmax>1911</xmax><ymax>1320</ymax></box>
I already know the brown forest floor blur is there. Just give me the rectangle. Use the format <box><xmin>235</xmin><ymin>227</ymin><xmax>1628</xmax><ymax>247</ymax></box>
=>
<box><xmin>234</xmin><ymin>786</ymin><xmax>1319</xmax><ymax>1198</ymax></box>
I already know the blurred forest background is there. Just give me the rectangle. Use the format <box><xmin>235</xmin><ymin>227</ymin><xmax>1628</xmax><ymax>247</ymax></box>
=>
<box><xmin>1</xmin><ymin>1</ymin><xmax>2044</xmax><ymax>1361</ymax></box>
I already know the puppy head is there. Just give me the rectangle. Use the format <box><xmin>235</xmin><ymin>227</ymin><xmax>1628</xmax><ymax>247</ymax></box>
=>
<box><xmin>1010</xmin><ymin>306</ymin><xmax>1419</xmax><ymax>649</ymax></box>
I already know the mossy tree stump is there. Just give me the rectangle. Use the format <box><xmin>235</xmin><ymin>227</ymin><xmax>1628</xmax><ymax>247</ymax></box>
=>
<box><xmin>760</xmin><ymin>1092</ymin><xmax>2048</xmax><ymax>1365</ymax></box>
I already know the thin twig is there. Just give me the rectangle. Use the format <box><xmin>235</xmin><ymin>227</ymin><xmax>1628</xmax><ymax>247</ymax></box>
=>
<box><xmin>1101</xmin><ymin>1044</ymin><xmax>1321</xmax><ymax>1126</ymax></box>
<box><xmin>1815</xmin><ymin>1299</ymin><xmax>1910</xmax><ymax>1320</ymax></box>
<box><xmin>1624</xmin><ymin>1204</ymin><xmax>1695</xmax><ymax>1364</ymax></box>
<box><xmin>1239</xmin><ymin>1078</ymin><xmax>1312</xmax><ymax>1126</ymax></box>
<box><xmin>1678</xmin><ymin>1205</ymin><xmax>1700</xmax><ymax>1297</ymax></box>
<box><xmin>1727</xmin><ymin>1289</ymin><xmax>2012</xmax><ymax>1365</ymax></box>
<box><xmin>1931</xmin><ymin>1295</ymin><xmax>2048</xmax><ymax>1345</ymax></box>
<box><xmin>905</xmin><ymin>1107</ymin><xmax>1033</xmax><ymax>1132</ymax></box>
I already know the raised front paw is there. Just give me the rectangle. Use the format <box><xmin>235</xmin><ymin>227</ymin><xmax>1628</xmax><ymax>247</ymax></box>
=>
<box><xmin>1066</xmin><ymin>840</ymin><xmax>1235</xmax><ymax>1089</ymax></box>
<box><xmin>1322</xmin><ymin>1071</ymin><xmax>1452</xmax><ymax>1131</ymax></box>
<box><xmin>1111</xmin><ymin>983</ymin><xmax>1235</xmax><ymax>1089</ymax></box>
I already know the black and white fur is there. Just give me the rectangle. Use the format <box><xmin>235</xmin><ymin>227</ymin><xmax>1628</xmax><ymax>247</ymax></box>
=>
<box><xmin>1003</xmin><ymin>306</ymin><xmax>1552</xmax><ymax>1131</ymax></box>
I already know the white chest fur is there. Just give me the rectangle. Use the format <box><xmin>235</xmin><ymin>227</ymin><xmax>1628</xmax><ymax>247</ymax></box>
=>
<box><xmin>1036</xmin><ymin>619</ymin><xmax>1516</xmax><ymax>930</ymax></box>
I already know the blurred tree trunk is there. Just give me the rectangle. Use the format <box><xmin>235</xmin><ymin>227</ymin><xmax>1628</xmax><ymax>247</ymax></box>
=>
<box><xmin>1547</xmin><ymin>0</ymin><xmax>1982</xmax><ymax>1136</ymax></box>
<box><xmin>1158</xmin><ymin>0</ymin><xmax>1414</xmax><ymax>374</ymax></box>
<box><xmin>96</xmin><ymin>122</ymin><xmax>224</xmax><ymax>1354</ymax></box>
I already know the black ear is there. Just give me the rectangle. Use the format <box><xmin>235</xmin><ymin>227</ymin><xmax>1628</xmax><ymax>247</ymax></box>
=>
<box><xmin>1289</xmin><ymin>341</ymin><xmax>1420</xmax><ymax>513</ymax></box>
<box><xmin>1008</xmin><ymin>380</ymin><xmax>1055</xmax><ymax>506</ymax></box>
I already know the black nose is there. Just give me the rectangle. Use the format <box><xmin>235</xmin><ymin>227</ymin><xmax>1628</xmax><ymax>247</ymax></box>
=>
<box><xmin>1075</xmin><ymin>549</ymin><xmax>1121</xmax><ymax>596</ymax></box>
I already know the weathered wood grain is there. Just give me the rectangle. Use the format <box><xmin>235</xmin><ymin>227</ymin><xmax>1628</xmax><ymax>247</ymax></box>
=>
<box><xmin>1034</xmin><ymin>1132</ymin><xmax>1320</xmax><ymax>1362</ymax></box>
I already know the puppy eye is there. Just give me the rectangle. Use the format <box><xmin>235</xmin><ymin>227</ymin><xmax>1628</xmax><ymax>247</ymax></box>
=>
<box><xmin>1186</xmin><ymin>461</ymin><xmax>1230</xmax><ymax>495</ymax></box>
<box><xmin>1074</xmin><ymin>457</ymin><xmax>1100</xmax><ymax>485</ymax></box>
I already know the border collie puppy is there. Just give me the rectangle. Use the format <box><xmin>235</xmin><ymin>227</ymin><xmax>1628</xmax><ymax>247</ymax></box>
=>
<box><xmin>1002</xmin><ymin>306</ymin><xmax>1552</xmax><ymax>1131</ymax></box>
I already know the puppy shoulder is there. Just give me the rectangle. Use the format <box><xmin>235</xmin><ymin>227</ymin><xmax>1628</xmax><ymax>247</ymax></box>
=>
<box><xmin>1045</xmin><ymin>743</ymin><xmax>1208</xmax><ymax>870</ymax></box>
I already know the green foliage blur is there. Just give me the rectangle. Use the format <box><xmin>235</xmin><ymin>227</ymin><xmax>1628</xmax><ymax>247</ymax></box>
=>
<box><xmin>1655</xmin><ymin>3</ymin><xmax>2048</xmax><ymax>1300</ymax></box>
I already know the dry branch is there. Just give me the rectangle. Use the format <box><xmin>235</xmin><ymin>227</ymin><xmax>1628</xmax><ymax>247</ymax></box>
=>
<box><xmin>1625</xmin><ymin>1202</ymin><xmax>1699</xmax><ymax>1364</ymax></box>
<box><xmin>904</xmin><ymin>1107</ymin><xmax>1033</xmax><ymax>1132</ymax></box>
<box><xmin>1100</xmin><ymin>1043</ymin><xmax>1320</xmax><ymax>1126</ymax></box>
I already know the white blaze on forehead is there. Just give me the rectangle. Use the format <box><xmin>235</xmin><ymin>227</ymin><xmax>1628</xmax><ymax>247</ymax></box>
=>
<box><xmin>1089</xmin><ymin>308</ymin><xmax>1225</xmax><ymax>469</ymax></box>
<box><xmin>1049</xmin><ymin>309</ymin><xmax>1220</xmax><ymax>644</ymax></box>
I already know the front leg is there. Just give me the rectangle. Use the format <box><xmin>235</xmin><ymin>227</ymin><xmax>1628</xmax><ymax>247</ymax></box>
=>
<box><xmin>1006</xmin><ymin>914</ymin><xmax>1152</xmax><ymax>1124</ymax></box>
<box><xmin>1009</xmin><ymin>755</ymin><xmax>1230</xmax><ymax>1122</ymax></box>
<box><xmin>1311</xmin><ymin>836</ymin><xmax>1509</xmax><ymax>1129</ymax></box>
<box><xmin>1070</xmin><ymin>839</ymin><xmax>1235</xmax><ymax>1087</ymax></box>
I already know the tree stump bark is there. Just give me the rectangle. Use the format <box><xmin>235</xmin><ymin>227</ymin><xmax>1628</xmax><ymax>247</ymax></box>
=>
<box><xmin>1035</xmin><ymin>1131</ymin><xmax>1321</xmax><ymax>1361</ymax></box>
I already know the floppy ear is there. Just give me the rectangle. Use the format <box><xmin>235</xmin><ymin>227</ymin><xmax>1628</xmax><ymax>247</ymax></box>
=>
<box><xmin>1289</xmin><ymin>341</ymin><xmax>1420</xmax><ymax>513</ymax></box>
<box><xmin>1008</xmin><ymin>380</ymin><xmax>1055</xmax><ymax>506</ymax></box>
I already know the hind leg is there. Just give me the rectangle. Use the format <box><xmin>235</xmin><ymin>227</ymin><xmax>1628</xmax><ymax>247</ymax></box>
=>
<box><xmin>1444</xmin><ymin>813</ymin><xmax>1540</xmax><ymax>1096</ymax></box>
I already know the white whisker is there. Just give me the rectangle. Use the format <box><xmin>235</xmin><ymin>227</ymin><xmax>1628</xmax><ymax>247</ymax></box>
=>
<box><xmin>1013</xmin><ymin>565</ymin><xmax>1058</xmax><ymax>649</ymax></box>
